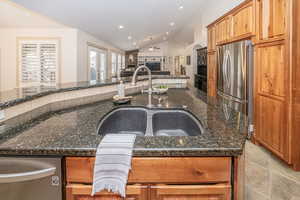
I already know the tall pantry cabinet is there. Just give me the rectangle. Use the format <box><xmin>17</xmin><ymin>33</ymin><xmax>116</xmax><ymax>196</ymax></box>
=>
<box><xmin>207</xmin><ymin>0</ymin><xmax>300</xmax><ymax>170</ymax></box>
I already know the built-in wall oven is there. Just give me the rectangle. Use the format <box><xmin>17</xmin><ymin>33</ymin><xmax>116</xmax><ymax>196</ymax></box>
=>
<box><xmin>0</xmin><ymin>157</ymin><xmax>62</xmax><ymax>200</ymax></box>
<box><xmin>194</xmin><ymin>47</ymin><xmax>207</xmax><ymax>93</ymax></box>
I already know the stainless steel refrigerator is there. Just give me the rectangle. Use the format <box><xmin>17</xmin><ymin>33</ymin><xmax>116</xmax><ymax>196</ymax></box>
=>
<box><xmin>217</xmin><ymin>40</ymin><xmax>254</xmax><ymax>133</ymax></box>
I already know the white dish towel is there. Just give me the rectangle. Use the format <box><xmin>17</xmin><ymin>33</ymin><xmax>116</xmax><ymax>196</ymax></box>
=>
<box><xmin>91</xmin><ymin>134</ymin><xmax>136</xmax><ymax>197</ymax></box>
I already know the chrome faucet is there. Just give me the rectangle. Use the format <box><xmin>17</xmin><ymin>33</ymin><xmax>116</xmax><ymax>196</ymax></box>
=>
<box><xmin>131</xmin><ymin>65</ymin><xmax>153</xmax><ymax>107</ymax></box>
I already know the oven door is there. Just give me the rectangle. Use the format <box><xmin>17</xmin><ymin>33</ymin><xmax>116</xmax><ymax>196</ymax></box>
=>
<box><xmin>0</xmin><ymin>157</ymin><xmax>62</xmax><ymax>200</ymax></box>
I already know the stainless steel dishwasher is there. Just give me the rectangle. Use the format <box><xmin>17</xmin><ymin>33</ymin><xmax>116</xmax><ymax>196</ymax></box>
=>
<box><xmin>0</xmin><ymin>157</ymin><xmax>62</xmax><ymax>200</ymax></box>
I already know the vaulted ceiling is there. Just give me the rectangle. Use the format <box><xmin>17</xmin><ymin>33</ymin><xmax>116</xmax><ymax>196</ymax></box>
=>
<box><xmin>10</xmin><ymin>0</ymin><xmax>205</xmax><ymax>50</ymax></box>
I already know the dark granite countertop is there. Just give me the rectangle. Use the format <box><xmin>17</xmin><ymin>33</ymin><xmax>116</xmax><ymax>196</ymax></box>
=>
<box><xmin>0</xmin><ymin>88</ymin><xmax>248</xmax><ymax>157</ymax></box>
<box><xmin>0</xmin><ymin>75</ymin><xmax>189</xmax><ymax>109</ymax></box>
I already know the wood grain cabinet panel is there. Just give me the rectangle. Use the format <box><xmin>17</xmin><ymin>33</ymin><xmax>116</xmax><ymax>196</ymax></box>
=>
<box><xmin>270</xmin><ymin>0</ymin><xmax>286</xmax><ymax>37</ymax></box>
<box><xmin>232</xmin><ymin>3</ymin><xmax>254</xmax><ymax>38</ymax></box>
<box><xmin>150</xmin><ymin>184</ymin><xmax>231</xmax><ymax>200</ymax></box>
<box><xmin>66</xmin><ymin>157</ymin><xmax>231</xmax><ymax>184</ymax></box>
<box><xmin>215</xmin><ymin>17</ymin><xmax>231</xmax><ymax>44</ymax></box>
<box><xmin>255</xmin><ymin>95</ymin><xmax>287</xmax><ymax>159</ymax></box>
<box><xmin>208</xmin><ymin>25</ymin><xmax>216</xmax><ymax>52</ymax></box>
<box><xmin>207</xmin><ymin>52</ymin><xmax>217</xmax><ymax>97</ymax></box>
<box><xmin>66</xmin><ymin>184</ymin><xmax>147</xmax><ymax>200</ymax></box>
<box><xmin>256</xmin><ymin>43</ymin><xmax>285</xmax><ymax>97</ymax></box>
<box><xmin>256</xmin><ymin>0</ymin><xmax>286</xmax><ymax>41</ymax></box>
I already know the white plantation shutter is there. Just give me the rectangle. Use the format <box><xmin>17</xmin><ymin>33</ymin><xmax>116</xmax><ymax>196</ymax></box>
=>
<box><xmin>20</xmin><ymin>40</ymin><xmax>58</xmax><ymax>86</ymax></box>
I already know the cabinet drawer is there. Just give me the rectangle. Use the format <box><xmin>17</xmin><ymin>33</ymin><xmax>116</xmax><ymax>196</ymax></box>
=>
<box><xmin>66</xmin><ymin>157</ymin><xmax>231</xmax><ymax>184</ymax></box>
<box><xmin>150</xmin><ymin>184</ymin><xmax>231</xmax><ymax>200</ymax></box>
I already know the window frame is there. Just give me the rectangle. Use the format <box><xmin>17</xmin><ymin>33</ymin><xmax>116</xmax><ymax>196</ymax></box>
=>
<box><xmin>17</xmin><ymin>38</ymin><xmax>60</xmax><ymax>87</ymax></box>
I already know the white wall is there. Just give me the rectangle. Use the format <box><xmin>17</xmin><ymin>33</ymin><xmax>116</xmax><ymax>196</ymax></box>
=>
<box><xmin>0</xmin><ymin>28</ymin><xmax>124</xmax><ymax>91</ymax></box>
<box><xmin>193</xmin><ymin>0</ymin><xmax>245</xmax><ymax>46</ymax></box>
<box><xmin>76</xmin><ymin>30</ymin><xmax>123</xmax><ymax>82</ymax></box>
<box><xmin>0</xmin><ymin>28</ymin><xmax>78</xmax><ymax>91</ymax></box>
<box><xmin>166</xmin><ymin>0</ymin><xmax>246</xmax><ymax>87</ymax></box>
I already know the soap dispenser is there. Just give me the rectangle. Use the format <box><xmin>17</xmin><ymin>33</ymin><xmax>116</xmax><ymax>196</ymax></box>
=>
<box><xmin>117</xmin><ymin>80</ymin><xmax>125</xmax><ymax>98</ymax></box>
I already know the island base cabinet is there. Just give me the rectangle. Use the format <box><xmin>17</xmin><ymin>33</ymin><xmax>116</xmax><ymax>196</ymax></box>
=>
<box><xmin>66</xmin><ymin>184</ymin><xmax>148</xmax><ymax>200</ymax></box>
<box><xmin>150</xmin><ymin>184</ymin><xmax>231</xmax><ymax>200</ymax></box>
<box><xmin>66</xmin><ymin>184</ymin><xmax>231</xmax><ymax>200</ymax></box>
<box><xmin>65</xmin><ymin>157</ymin><xmax>233</xmax><ymax>200</ymax></box>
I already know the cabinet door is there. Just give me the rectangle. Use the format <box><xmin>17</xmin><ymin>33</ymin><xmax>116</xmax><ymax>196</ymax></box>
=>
<box><xmin>66</xmin><ymin>184</ymin><xmax>148</xmax><ymax>200</ymax></box>
<box><xmin>254</xmin><ymin>41</ymin><xmax>289</xmax><ymax>161</ymax></box>
<box><xmin>255</xmin><ymin>96</ymin><xmax>288</xmax><ymax>159</ymax></box>
<box><xmin>232</xmin><ymin>2</ymin><xmax>254</xmax><ymax>38</ymax></box>
<box><xmin>208</xmin><ymin>26</ymin><xmax>216</xmax><ymax>52</ymax></box>
<box><xmin>215</xmin><ymin>18</ymin><xmax>230</xmax><ymax>44</ymax></box>
<box><xmin>256</xmin><ymin>42</ymin><xmax>286</xmax><ymax>97</ymax></box>
<box><xmin>207</xmin><ymin>52</ymin><xmax>217</xmax><ymax>97</ymax></box>
<box><xmin>256</xmin><ymin>0</ymin><xmax>286</xmax><ymax>41</ymax></box>
<box><xmin>150</xmin><ymin>185</ymin><xmax>231</xmax><ymax>200</ymax></box>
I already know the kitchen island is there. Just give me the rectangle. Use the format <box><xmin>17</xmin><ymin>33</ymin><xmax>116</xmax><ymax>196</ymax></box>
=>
<box><xmin>0</xmin><ymin>88</ymin><xmax>247</xmax><ymax>200</ymax></box>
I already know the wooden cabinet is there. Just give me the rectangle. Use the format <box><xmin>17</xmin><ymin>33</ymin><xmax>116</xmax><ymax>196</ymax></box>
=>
<box><xmin>215</xmin><ymin>17</ymin><xmax>231</xmax><ymax>44</ymax></box>
<box><xmin>232</xmin><ymin>2</ymin><xmax>254</xmax><ymax>39</ymax></box>
<box><xmin>207</xmin><ymin>25</ymin><xmax>216</xmax><ymax>52</ymax></box>
<box><xmin>255</xmin><ymin>95</ymin><xmax>288</xmax><ymax>159</ymax></box>
<box><xmin>256</xmin><ymin>0</ymin><xmax>287</xmax><ymax>41</ymax></box>
<box><xmin>65</xmin><ymin>157</ymin><xmax>233</xmax><ymax>200</ymax></box>
<box><xmin>254</xmin><ymin>41</ymin><xmax>290</xmax><ymax>162</ymax></box>
<box><xmin>256</xmin><ymin>42</ymin><xmax>286</xmax><ymax>97</ymax></box>
<box><xmin>214</xmin><ymin>0</ymin><xmax>254</xmax><ymax>45</ymax></box>
<box><xmin>150</xmin><ymin>185</ymin><xmax>231</xmax><ymax>200</ymax></box>
<box><xmin>66</xmin><ymin>184</ymin><xmax>147</xmax><ymax>200</ymax></box>
<box><xmin>207</xmin><ymin>52</ymin><xmax>217</xmax><ymax>97</ymax></box>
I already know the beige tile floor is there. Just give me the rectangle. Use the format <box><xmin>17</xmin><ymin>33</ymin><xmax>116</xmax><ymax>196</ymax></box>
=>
<box><xmin>245</xmin><ymin>141</ymin><xmax>300</xmax><ymax>200</ymax></box>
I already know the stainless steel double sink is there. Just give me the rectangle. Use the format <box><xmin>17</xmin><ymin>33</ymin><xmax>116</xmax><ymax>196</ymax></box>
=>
<box><xmin>97</xmin><ymin>107</ymin><xmax>204</xmax><ymax>136</ymax></box>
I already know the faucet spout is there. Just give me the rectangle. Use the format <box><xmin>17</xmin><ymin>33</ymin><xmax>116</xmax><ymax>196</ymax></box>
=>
<box><xmin>131</xmin><ymin>65</ymin><xmax>153</xmax><ymax>107</ymax></box>
<box><xmin>131</xmin><ymin>65</ymin><xmax>152</xmax><ymax>90</ymax></box>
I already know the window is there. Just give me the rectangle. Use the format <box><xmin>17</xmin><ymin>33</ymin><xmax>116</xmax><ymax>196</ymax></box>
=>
<box><xmin>19</xmin><ymin>40</ymin><xmax>58</xmax><ymax>86</ymax></box>
<box><xmin>117</xmin><ymin>54</ymin><xmax>122</xmax><ymax>71</ymax></box>
<box><xmin>88</xmin><ymin>46</ymin><xmax>107</xmax><ymax>82</ymax></box>
<box><xmin>111</xmin><ymin>52</ymin><xmax>117</xmax><ymax>76</ymax></box>
<box><xmin>122</xmin><ymin>55</ymin><xmax>125</xmax><ymax>69</ymax></box>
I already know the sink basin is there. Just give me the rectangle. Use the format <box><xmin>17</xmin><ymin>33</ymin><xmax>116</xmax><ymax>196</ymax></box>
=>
<box><xmin>152</xmin><ymin>110</ymin><xmax>203</xmax><ymax>136</ymax></box>
<box><xmin>97</xmin><ymin>107</ymin><xmax>204</xmax><ymax>136</ymax></box>
<box><xmin>97</xmin><ymin>107</ymin><xmax>147</xmax><ymax>136</ymax></box>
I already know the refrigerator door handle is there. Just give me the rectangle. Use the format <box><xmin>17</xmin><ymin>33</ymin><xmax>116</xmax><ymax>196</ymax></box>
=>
<box><xmin>218</xmin><ymin>91</ymin><xmax>248</xmax><ymax>104</ymax></box>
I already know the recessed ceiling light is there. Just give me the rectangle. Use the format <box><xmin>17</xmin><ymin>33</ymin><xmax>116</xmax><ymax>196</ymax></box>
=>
<box><xmin>179</xmin><ymin>6</ymin><xmax>184</xmax><ymax>10</ymax></box>
<box><xmin>166</xmin><ymin>32</ymin><xmax>169</xmax><ymax>35</ymax></box>
<box><xmin>25</xmin><ymin>12</ymin><xmax>31</xmax><ymax>17</ymax></box>
<box><xmin>170</xmin><ymin>22</ymin><xmax>175</xmax><ymax>26</ymax></box>
<box><xmin>118</xmin><ymin>25</ymin><xmax>124</xmax><ymax>29</ymax></box>
<box><xmin>128</xmin><ymin>36</ymin><xmax>132</xmax><ymax>40</ymax></box>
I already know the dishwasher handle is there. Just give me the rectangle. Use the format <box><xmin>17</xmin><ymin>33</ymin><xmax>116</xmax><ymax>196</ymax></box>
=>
<box><xmin>0</xmin><ymin>167</ymin><xmax>56</xmax><ymax>183</ymax></box>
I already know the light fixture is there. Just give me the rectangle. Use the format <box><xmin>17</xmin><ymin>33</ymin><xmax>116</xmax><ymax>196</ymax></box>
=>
<box><xmin>179</xmin><ymin>6</ymin><xmax>184</xmax><ymax>10</ymax></box>
<box><xmin>133</xmin><ymin>42</ymin><xmax>137</xmax><ymax>46</ymax></box>
<box><xmin>128</xmin><ymin>36</ymin><xmax>132</xmax><ymax>40</ymax></box>
<box><xmin>166</xmin><ymin>31</ymin><xmax>169</xmax><ymax>35</ymax></box>
<box><xmin>169</xmin><ymin>22</ymin><xmax>175</xmax><ymax>26</ymax></box>
<box><xmin>25</xmin><ymin>12</ymin><xmax>31</xmax><ymax>17</ymax></box>
<box><xmin>149</xmin><ymin>47</ymin><xmax>154</xmax><ymax>51</ymax></box>
<box><xmin>118</xmin><ymin>25</ymin><xmax>124</xmax><ymax>29</ymax></box>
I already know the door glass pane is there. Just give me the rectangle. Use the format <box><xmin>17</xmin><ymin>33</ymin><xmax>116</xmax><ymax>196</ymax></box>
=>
<box><xmin>112</xmin><ymin>53</ymin><xmax>117</xmax><ymax>76</ymax></box>
<box><xmin>99</xmin><ymin>53</ymin><xmax>106</xmax><ymax>81</ymax></box>
<box><xmin>89</xmin><ymin>50</ymin><xmax>97</xmax><ymax>82</ymax></box>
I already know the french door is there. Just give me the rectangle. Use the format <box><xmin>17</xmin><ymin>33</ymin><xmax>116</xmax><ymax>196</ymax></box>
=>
<box><xmin>88</xmin><ymin>46</ymin><xmax>107</xmax><ymax>82</ymax></box>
